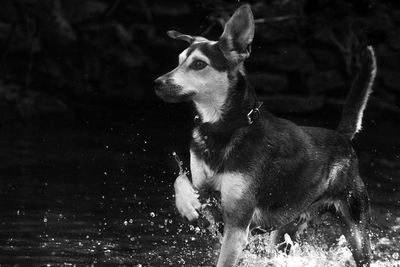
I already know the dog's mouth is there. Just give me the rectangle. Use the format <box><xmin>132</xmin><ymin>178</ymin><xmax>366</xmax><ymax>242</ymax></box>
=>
<box><xmin>155</xmin><ymin>84</ymin><xmax>194</xmax><ymax>103</ymax></box>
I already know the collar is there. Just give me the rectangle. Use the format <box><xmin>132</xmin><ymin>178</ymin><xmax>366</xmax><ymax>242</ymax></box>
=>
<box><xmin>194</xmin><ymin>101</ymin><xmax>264</xmax><ymax>132</ymax></box>
<box><xmin>246</xmin><ymin>101</ymin><xmax>263</xmax><ymax>125</ymax></box>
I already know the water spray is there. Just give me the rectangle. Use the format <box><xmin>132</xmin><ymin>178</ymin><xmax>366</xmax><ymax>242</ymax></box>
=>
<box><xmin>172</xmin><ymin>151</ymin><xmax>185</xmax><ymax>175</ymax></box>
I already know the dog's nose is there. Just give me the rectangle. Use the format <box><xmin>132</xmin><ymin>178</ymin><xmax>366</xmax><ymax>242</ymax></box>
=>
<box><xmin>154</xmin><ymin>76</ymin><xmax>168</xmax><ymax>86</ymax></box>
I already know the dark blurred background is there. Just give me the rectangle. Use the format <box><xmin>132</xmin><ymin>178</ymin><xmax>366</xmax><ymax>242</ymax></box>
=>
<box><xmin>0</xmin><ymin>0</ymin><xmax>399</xmax><ymax>124</ymax></box>
<box><xmin>0</xmin><ymin>0</ymin><xmax>400</xmax><ymax>265</ymax></box>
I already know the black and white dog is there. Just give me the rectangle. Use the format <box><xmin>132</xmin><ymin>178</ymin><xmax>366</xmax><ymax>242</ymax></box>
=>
<box><xmin>155</xmin><ymin>4</ymin><xmax>376</xmax><ymax>267</ymax></box>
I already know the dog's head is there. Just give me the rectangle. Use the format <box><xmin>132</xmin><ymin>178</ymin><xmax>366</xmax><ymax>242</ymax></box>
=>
<box><xmin>154</xmin><ymin>4</ymin><xmax>255</xmax><ymax>118</ymax></box>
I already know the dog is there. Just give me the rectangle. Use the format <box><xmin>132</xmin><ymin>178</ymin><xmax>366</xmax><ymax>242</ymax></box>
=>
<box><xmin>155</xmin><ymin>4</ymin><xmax>376</xmax><ymax>267</ymax></box>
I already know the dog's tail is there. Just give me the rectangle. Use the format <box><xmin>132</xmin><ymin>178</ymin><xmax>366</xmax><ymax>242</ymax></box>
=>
<box><xmin>337</xmin><ymin>46</ymin><xmax>377</xmax><ymax>140</ymax></box>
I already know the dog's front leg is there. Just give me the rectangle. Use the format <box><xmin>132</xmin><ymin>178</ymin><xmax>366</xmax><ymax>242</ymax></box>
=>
<box><xmin>216</xmin><ymin>174</ymin><xmax>254</xmax><ymax>267</ymax></box>
<box><xmin>174</xmin><ymin>173</ymin><xmax>201</xmax><ymax>221</ymax></box>
<box><xmin>217</xmin><ymin>224</ymin><xmax>250</xmax><ymax>267</ymax></box>
<box><xmin>174</xmin><ymin>150</ymin><xmax>211</xmax><ymax>221</ymax></box>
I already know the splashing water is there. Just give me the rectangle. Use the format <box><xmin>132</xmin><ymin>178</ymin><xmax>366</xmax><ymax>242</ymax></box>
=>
<box><xmin>1</xmin><ymin>122</ymin><xmax>399</xmax><ymax>266</ymax></box>
<box><xmin>240</xmin><ymin>233</ymin><xmax>354</xmax><ymax>267</ymax></box>
<box><xmin>237</xmin><ymin>230</ymin><xmax>400</xmax><ymax>267</ymax></box>
<box><xmin>189</xmin><ymin>203</ymin><xmax>400</xmax><ymax>267</ymax></box>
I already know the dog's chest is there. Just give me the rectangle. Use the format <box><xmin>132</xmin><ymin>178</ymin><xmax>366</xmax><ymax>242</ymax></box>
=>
<box><xmin>192</xmin><ymin>128</ymin><xmax>209</xmax><ymax>155</ymax></box>
<box><xmin>191</xmin><ymin>127</ymin><xmax>238</xmax><ymax>172</ymax></box>
<box><xmin>190</xmin><ymin>148</ymin><xmax>248</xmax><ymax>198</ymax></box>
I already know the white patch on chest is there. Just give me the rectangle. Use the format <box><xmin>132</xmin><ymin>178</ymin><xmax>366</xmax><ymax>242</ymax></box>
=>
<box><xmin>194</xmin><ymin>99</ymin><xmax>225</xmax><ymax>123</ymax></box>
<box><xmin>190</xmin><ymin>149</ymin><xmax>248</xmax><ymax>200</ymax></box>
<box><xmin>220</xmin><ymin>172</ymin><xmax>250</xmax><ymax>212</ymax></box>
<box><xmin>190</xmin><ymin>151</ymin><xmax>251</xmax><ymax>215</ymax></box>
<box><xmin>220</xmin><ymin>173</ymin><xmax>247</xmax><ymax>198</ymax></box>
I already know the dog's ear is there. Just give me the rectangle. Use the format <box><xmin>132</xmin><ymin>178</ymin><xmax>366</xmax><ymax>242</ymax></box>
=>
<box><xmin>219</xmin><ymin>4</ymin><xmax>255</xmax><ymax>63</ymax></box>
<box><xmin>167</xmin><ymin>30</ymin><xmax>195</xmax><ymax>44</ymax></box>
<box><xmin>167</xmin><ymin>30</ymin><xmax>209</xmax><ymax>44</ymax></box>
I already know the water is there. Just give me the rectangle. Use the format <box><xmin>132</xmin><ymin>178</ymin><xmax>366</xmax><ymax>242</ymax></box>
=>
<box><xmin>0</xmin><ymin>114</ymin><xmax>399</xmax><ymax>266</ymax></box>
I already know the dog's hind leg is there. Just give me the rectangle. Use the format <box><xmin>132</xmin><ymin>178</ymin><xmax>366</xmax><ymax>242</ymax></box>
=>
<box><xmin>271</xmin><ymin>222</ymin><xmax>299</xmax><ymax>254</ymax></box>
<box><xmin>271</xmin><ymin>206</ymin><xmax>321</xmax><ymax>254</ymax></box>
<box><xmin>334</xmin><ymin>183</ymin><xmax>371</xmax><ymax>267</ymax></box>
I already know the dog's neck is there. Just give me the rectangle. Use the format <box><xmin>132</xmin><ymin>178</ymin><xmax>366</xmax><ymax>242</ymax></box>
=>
<box><xmin>191</xmin><ymin>71</ymin><xmax>261</xmax><ymax>172</ymax></box>
<box><xmin>193</xmin><ymin>95</ymin><xmax>226</xmax><ymax>124</ymax></box>
<box><xmin>193</xmin><ymin>71</ymin><xmax>259</xmax><ymax>133</ymax></box>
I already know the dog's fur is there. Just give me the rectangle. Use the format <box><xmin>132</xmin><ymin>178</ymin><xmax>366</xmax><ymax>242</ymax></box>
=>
<box><xmin>155</xmin><ymin>4</ymin><xmax>376</xmax><ymax>267</ymax></box>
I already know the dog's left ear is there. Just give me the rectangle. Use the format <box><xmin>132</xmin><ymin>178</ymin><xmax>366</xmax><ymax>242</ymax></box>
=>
<box><xmin>167</xmin><ymin>30</ymin><xmax>209</xmax><ymax>45</ymax></box>
<box><xmin>219</xmin><ymin>4</ymin><xmax>255</xmax><ymax>63</ymax></box>
<box><xmin>167</xmin><ymin>30</ymin><xmax>195</xmax><ymax>44</ymax></box>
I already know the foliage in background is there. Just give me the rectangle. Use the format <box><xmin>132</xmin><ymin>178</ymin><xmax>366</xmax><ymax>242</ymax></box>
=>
<box><xmin>0</xmin><ymin>0</ymin><xmax>398</xmax><ymax>123</ymax></box>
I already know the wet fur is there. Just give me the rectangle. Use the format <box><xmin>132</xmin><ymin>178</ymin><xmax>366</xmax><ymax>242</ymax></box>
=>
<box><xmin>189</xmin><ymin>71</ymin><xmax>372</xmax><ymax>267</ymax></box>
<box><xmin>191</xmin><ymin>72</ymin><xmax>369</xmax><ymax>230</ymax></box>
<box><xmin>156</xmin><ymin>4</ymin><xmax>374</xmax><ymax>267</ymax></box>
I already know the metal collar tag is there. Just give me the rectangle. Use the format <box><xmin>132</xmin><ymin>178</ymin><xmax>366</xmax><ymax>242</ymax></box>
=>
<box><xmin>247</xmin><ymin>102</ymin><xmax>263</xmax><ymax>125</ymax></box>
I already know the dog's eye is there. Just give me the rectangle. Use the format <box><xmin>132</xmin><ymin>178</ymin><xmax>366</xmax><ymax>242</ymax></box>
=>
<box><xmin>190</xmin><ymin>60</ymin><xmax>207</xmax><ymax>70</ymax></box>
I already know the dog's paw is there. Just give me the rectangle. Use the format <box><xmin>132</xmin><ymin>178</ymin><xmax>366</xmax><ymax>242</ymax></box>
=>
<box><xmin>174</xmin><ymin>174</ymin><xmax>201</xmax><ymax>221</ymax></box>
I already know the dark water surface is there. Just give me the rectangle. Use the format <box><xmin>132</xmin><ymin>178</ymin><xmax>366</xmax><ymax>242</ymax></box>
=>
<box><xmin>0</xmin><ymin>112</ymin><xmax>399</xmax><ymax>266</ymax></box>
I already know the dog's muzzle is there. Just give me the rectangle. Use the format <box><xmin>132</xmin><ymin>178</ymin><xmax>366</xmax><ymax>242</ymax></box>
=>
<box><xmin>154</xmin><ymin>76</ymin><xmax>169</xmax><ymax>94</ymax></box>
<box><xmin>154</xmin><ymin>76</ymin><xmax>191</xmax><ymax>103</ymax></box>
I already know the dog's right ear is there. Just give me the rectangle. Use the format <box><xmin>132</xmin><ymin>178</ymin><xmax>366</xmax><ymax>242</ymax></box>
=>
<box><xmin>219</xmin><ymin>4</ymin><xmax>255</xmax><ymax>63</ymax></box>
<box><xmin>167</xmin><ymin>30</ymin><xmax>195</xmax><ymax>44</ymax></box>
